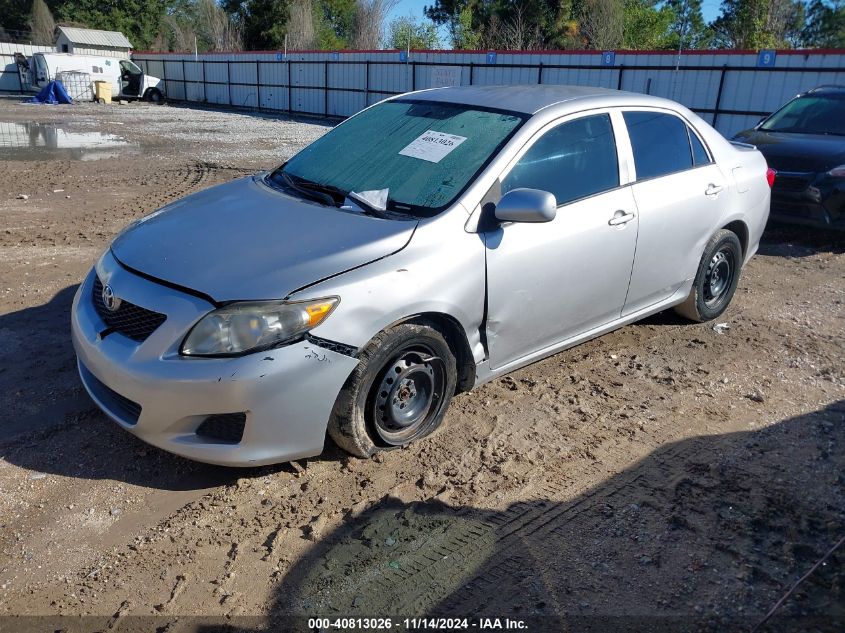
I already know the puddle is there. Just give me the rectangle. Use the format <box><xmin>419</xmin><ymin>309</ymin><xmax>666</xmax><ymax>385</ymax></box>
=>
<box><xmin>0</xmin><ymin>121</ymin><xmax>139</xmax><ymax>160</ymax></box>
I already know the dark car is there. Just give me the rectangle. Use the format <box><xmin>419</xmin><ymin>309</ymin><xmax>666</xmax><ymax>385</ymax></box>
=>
<box><xmin>733</xmin><ymin>85</ymin><xmax>845</xmax><ymax>229</ymax></box>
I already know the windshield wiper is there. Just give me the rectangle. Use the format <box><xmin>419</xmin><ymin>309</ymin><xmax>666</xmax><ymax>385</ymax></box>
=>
<box><xmin>271</xmin><ymin>170</ymin><xmax>412</xmax><ymax>219</ymax></box>
<box><xmin>276</xmin><ymin>171</ymin><xmax>336</xmax><ymax>207</ymax></box>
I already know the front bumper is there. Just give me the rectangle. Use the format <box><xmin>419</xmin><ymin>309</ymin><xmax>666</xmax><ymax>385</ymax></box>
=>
<box><xmin>71</xmin><ymin>252</ymin><xmax>359</xmax><ymax>466</ymax></box>
<box><xmin>770</xmin><ymin>172</ymin><xmax>845</xmax><ymax>229</ymax></box>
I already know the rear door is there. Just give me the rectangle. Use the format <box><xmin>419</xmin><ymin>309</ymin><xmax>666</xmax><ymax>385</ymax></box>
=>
<box><xmin>619</xmin><ymin>110</ymin><xmax>726</xmax><ymax>315</ymax></box>
<box><xmin>484</xmin><ymin>111</ymin><xmax>638</xmax><ymax>369</ymax></box>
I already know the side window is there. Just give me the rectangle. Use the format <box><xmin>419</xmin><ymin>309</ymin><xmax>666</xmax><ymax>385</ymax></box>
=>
<box><xmin>688</xmin><ymin>126</ymin><xmax>712</xmax><ymax>166</ymax></box>
<box><xmin>502</xmin><ymin>114</ymin><xmax>619</xmax><ymax>206</ymax></box>
<box><xmin>624</xmin><ymin>111</ymin><xmax>693</xmax><ymax>180</ymax></box>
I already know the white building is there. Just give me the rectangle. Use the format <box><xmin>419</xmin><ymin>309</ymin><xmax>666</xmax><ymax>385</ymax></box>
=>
<box><xmin>55</xmin><ymin>26</ymin><xmax>132</xmax><ymax>59</ymax></box>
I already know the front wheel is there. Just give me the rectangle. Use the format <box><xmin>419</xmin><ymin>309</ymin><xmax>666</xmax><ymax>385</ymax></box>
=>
<box><xmin>675</xmin><ymin>229</ymin><xmax>743</xmax><ymax>322</ymax></box>
<box><xmin>145</xmin><ymin>88</ymin><xmax>163</xmax><ymax>104</ymax></box>
<box><xmin>328</xmin><ymin>322</ymin><xmax>457</xmax><ymax>458</ymax></box>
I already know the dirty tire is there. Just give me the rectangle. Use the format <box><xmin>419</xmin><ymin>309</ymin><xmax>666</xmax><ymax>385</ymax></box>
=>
<box><xmin>146</xmin><ymin>89</ymin><xmax>163</xmax><ymax>104</ymax></box>
<box><xmin>328</xmin><ymin>322</ymin><xmax>457</xmax><ymax>458</ymax></box>
<box><xmin>675</xmin><ymin>229</ymin><xmax>743</xmax><ymax>322</ymax></box>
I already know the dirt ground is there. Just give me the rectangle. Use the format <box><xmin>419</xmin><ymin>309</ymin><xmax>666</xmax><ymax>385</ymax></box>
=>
<box><xmin>0</xmin><ymin>97</ymin><xmax>842</xmax><ymax>632</ymax></box>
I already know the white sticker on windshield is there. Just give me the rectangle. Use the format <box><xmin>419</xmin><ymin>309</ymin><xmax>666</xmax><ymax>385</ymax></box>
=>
<box><xmin>399</xmin><ymin>130</ymin><xmax>467</xmax><ymax>163</ymax></box>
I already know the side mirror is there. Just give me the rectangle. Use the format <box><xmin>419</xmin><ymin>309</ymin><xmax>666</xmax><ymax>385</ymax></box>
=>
<box><xmin>494</xmin><ymin>188</ymin><xmax>557</xmax><ymax>223</ymax></box>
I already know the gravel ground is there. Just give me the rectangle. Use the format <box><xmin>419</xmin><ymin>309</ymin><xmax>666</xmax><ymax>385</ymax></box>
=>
<box><xmin>0</xmin><ymin>98</ymin><xmax>842</xmax><ymax>632</ymax></box>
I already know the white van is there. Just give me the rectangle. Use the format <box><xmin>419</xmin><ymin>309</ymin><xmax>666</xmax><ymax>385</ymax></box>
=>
<box><xmin>29</xmin><ymin>52</ymin><xmax>165</xmax><ymax>102</ymax></box>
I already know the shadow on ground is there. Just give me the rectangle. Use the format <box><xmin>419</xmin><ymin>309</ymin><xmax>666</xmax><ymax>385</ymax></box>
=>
<box><xmin>196</xmin><ymin>401</ymin><xmax>844</xmax><ymax>632</ymax></box>
<box><xmin>758</xmin><ymin>223</ymin><xmax>844</xmax><ymax>258</ymax></box>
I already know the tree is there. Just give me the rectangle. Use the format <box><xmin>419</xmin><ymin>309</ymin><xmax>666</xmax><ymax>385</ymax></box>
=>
<box><xmin>0</xmin><ymin>0</ymin><xmax>35</xmax><ymax>39</ymax></box>
<box><xmin>29</xmin><ymin>0</ymin><xmax>56</xmax><ymax>45</ymax></box>
<box><xmin>221</xmin><ymin>0</ymin><xmax>289</xmax><ymax>50</ymax></box>
<box><xmin>451</xmin><ymin>5</ymin><xmax>482</xmax><ymax>49</ymax></box>
<box><xmin>712</xmin><ymin>0</ymin><xmax>806</xmax><ymax>49</ymax></box>
<box><xmin>351</xmin><ymin>0</ymin><xmax>398</xmax><ymax>49</ymax></box>
<box><xmin>579</xmin><ymin>0</ymin><xmax>624</xmax><ymax>49</ymax></box>
<box><xmin>387</xmin><ymin>16</ymin><xmax>440</xmax><ymax>49</ymax></box>
<box><xmin>801</xmin><ymin>0</ymin><xmax>845</xmax><ymax>46</ymax></box>
<box><xmin>287</xmin><ymin>0</ymin><xmax>316</xmax><ymax>48</ymax></box>
<box><xmin>196</xmin><ymin>0</ymin><xmax>242</xmax><ymax>50</ymax></box>
<box><xmin>621</xmin><ymin>0</ymin><xmax>675</xmax><ymax>50</ymax></box>
<box><xmin>663</xmin><ymin>0</ymin><xmax>713</xmax><ymax>50</ymax></box>
<box><xmin>427</xmin><ymin>0</ymin><xmax>578</xmax><ymax>50</ymax></box>
<box><xmin>314</xmin><ymin>0</ymin><xmax>356</xmax><ymax>49</ymax></box>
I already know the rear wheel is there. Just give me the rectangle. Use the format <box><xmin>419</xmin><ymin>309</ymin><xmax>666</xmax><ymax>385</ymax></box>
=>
<box><xmin>328</xmin><ymin>323</ymin><xmax>457</xmax><ymax>458</ymax></box>
<box><xmin>145</xmin><ymin>88</ymin><xmax>163</xmax><ymax>104</ymax></box>
<box><xmin>675</xmin><ymin>229</ymin><xmax>742</xmax><ymax>322</ymax></box>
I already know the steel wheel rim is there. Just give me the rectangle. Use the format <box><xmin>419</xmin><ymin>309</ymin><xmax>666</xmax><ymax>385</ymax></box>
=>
<box><xmin>704</xmin><ymin>248</ymin><xmax>734</xmax><ymax>307</ymax></box>
<box><xmin>372</xmin><ymin>347</ymin><xmax>445</xmax><ymax>445</ymax></box>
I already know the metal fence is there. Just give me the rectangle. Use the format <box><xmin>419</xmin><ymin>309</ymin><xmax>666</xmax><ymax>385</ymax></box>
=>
<box><xmin>132</xmin><ymin>48</ymin><xmax>845</xmax><ymax>136</ymax></box>
<box><xmin>4</xmin><ymin>44</ymin><xmax>844</xmax><ymax>136</ymax></box>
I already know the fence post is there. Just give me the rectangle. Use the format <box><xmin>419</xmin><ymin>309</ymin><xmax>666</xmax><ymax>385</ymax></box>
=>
<box><xmin>162</xmin><ymin>59</ymin><xmax>167</xmax><ymax>98</ymax></box>
<box><xmin>181</xmin><ymin>59</ymin><xmax>187</xmax><ymax>100</ymax></box>
<box><xmin>256</xmin><ymin>60</ymin><xmax>261</xmax><ymax>110</ymax></box>
<box><xmin>365</xmin><ymin>60</ymin><xmax>370</xmax><ymax>106</ymax></box>
<box><xmin>617</xmin><ymin>65</ymin><xmax>624</xmax><ymax>90</ymax></box>
<box><xmin>469</xmin><ymin>62</ymin><xmax>474</xmax><ymax>85</ymax></box>
<box><xmin>411</xmin><ymin>60</ymin><xmax>416</xmax><ymax>91</ymax></box>
<box><xmin>713</xmin><ymin>65</ymin><xmax>728</xmax><ymax>129</ymax></box>
<box><xmin>324</xmin><ymin>60</ymin><xmax>329</xmax><ymax>116</ymax></box>
<box><xmin>538</xmin><ymin>61</ymin><xmax>543</xmax><ymax>84</ymax></box>
<box><xmin>287</xmin><ymin>61</ymin><xmax>292</xmax><ymax>115</ymax></box>
<box><xmin>201</xmin><ymin>60</ymin><xmax>206</xmax><ymax>102</ymax></box>
<box><xmin>226</xmin><ymin>60</ymin><xmax>231</xmax><ymax>107</ymax></box>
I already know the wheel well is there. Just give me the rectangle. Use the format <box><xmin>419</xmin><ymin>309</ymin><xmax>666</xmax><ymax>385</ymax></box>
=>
<box><xmin>398</xmin><ymin>313</ymin><xmax>475</xmax><ymax>394</ymax></box>
<box><xmin>722</xmin><ymin>220</ymin><xmax>748</xmax><ymax>257</ymax></box>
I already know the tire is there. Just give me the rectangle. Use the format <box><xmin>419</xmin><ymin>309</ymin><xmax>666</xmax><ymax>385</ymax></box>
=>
<box><xmin>145</xmin><ymin>88</ymin><xmax>163</xmax><ymax>104</ymax></box>
<box><xmin>674</xmin><ymin>229</ymin><xmax>743</xmax><ymax>322</ymax></box>
<box><xmin>328</xmin><ymin>322</ymin><xmax>457</xmax><ymax>458</ymax></box>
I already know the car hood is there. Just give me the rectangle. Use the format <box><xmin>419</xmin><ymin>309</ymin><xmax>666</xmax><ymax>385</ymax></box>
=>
<box><xmin>733</xmin><ymin>129</ymin><xmax>845</xmax><ymax>173</ymax></box>
<box><xmin>111</xmin><ymin>175</ymin><xmax>417</xmax><ymax>303</ymax></box>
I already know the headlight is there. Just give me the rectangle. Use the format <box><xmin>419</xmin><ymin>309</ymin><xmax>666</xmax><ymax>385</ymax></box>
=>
<box><xmin>181</xmin><ymin>297</ymin><xmax>338</xmax><ymax>356</ymax></box>
<box><xmin>828</xmin><ymin>164</ymin><xmax>845</xmax><ymax>178</ymax></box>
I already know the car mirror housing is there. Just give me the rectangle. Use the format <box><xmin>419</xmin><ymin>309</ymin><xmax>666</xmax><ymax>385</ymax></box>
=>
<box><xmin>494</xmin><ymin>188</ymin><xmax>557</xmax><ymax>223</ymax></box>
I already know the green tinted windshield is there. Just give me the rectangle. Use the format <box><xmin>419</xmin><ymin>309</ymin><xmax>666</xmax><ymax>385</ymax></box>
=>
<box><xmin>276</xmin><ymin>100</ymin><xmax>526</xmax><ymax>215</ymax></box>
<box><xmin>760</xmin><ymin>94</ymin><xmax>845</xmax><ymax>136</ymax></box>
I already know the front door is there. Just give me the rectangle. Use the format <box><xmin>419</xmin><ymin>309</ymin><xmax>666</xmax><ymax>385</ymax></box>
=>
<box><xmin>484</xmin><ymin>113</ymin><xmax>639</xmax><ymax>369</ymax></box>
<box><xmin>119</xmin><ymin>60</ymin><xmax>143</xmax><ymax>97</ymax></box>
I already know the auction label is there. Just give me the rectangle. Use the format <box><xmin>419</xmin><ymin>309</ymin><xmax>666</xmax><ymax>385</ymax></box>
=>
<box><xmin>399</xmin><ymin>130</ymin><xmax>467</xmax><ymax>163</ymax></box>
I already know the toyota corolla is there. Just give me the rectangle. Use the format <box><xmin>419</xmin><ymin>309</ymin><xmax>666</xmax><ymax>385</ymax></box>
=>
<box><xmin>72</xmin><ymin>85</ymin><xmax>772</xmax><ymax>466</ymax></box>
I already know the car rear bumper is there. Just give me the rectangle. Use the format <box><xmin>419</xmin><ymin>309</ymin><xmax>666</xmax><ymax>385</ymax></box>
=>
<box><xmin>72</xmin><ymin>254</ymin><xmax>359</xmax><ymax>466</ymax></box>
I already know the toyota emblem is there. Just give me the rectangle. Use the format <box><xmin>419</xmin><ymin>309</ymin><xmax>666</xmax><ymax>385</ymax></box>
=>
<box><xmin>102</xmin><ymin>284</ymin><xmax>122</xmax><ymax>312</ymax></box>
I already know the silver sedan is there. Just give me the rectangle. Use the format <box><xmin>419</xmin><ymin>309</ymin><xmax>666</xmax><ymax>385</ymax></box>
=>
<box><xmin>72</xmin><ymin>85</ymin><xmax>772</xmax><ymax>466</ymax></box>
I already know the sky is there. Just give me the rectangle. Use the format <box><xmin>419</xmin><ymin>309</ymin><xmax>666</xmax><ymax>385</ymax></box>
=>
<box><xmin>385</xmin><ymin>0</ymin><xmax>726</xmax><ymax>43</ymax></box>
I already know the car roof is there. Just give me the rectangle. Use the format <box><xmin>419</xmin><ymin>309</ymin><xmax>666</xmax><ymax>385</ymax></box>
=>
<box><xmin>401</xmin><ymin>84</ymin><xmax>674</xmax><ymax>115</ymax></box>
<box><xmin>806</xmin><ymin>85</ymin><xmax>845</xmax><ymax>96</ymax></box>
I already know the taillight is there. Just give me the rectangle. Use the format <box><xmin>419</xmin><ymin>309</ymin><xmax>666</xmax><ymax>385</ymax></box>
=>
<box><xmin>766</xmin><ymin>168</ymin><xmax>776</xmax><ymax>188</ymax></box>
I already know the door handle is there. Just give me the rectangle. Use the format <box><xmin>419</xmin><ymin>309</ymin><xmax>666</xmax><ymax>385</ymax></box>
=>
<box><xmin>705</xmin><ymin>183</ymin><xmax>724</xmax><ymax>196</ymax></box>
<box><xmin>608</xmin><ymin>211</ymin><xmax>636</xmax><ymax>226</ymax></box>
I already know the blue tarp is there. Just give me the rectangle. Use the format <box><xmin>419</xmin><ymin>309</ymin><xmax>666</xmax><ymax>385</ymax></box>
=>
<box><xmin>29</xmin><ymin>80</ymin><xmax>73</xmax><ymax>105</ymax></box>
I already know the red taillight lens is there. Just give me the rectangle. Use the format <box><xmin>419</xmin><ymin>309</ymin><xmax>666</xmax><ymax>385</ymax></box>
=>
<box><xmin>766</xmin><ymin>167</ymin><xmax>776</xmax><ymax>188</ymax></box>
